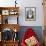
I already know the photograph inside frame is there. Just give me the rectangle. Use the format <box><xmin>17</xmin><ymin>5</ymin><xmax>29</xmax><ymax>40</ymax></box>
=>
<box><xmin>25</xmin><ymin>7</ymin><xmax>36</xmax><ymax>21</ymax></box>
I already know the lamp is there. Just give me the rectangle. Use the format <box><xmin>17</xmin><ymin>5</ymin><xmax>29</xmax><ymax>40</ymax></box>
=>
<box><xmin>15</xmin><ymin>0</ymin><xmax>17</xmax><ymax>7</ymax></box>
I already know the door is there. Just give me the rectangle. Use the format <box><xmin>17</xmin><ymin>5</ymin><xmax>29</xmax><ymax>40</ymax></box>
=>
<box><xmin>43</xmin><ymin>0</ymin><xmax>46</xmax><ymax>46</ymax></box>
<box><xmin>43</xmin><ymin>0</ymin><xmax>46</xmax><ymax>26</ymax></box>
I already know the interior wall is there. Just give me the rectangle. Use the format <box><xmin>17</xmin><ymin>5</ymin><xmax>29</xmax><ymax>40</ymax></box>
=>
<box><xmin>0</xmin><ymin>0</ymin><xmax>44</xmax><ymax>26</ymax></box>
<box><xmin>0</xmin><ymin>0</ymin><xmax>44</xmax><ymax>45</ymax></box>
<box><xmin>18</xmin><ymin>0</ymin><xmax>44</xmax><ymax>26</ymax></box>
<box><xmin>18</xmin><ymin>26</ymin><xmax>43</xmax><ymax>44</ymax></box>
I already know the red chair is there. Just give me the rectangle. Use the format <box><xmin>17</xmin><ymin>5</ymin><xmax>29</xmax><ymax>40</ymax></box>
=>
<box><xmin>21</xmin><ymin>28</ymin><xmax>41</xmax><ymax>46</ymax></box>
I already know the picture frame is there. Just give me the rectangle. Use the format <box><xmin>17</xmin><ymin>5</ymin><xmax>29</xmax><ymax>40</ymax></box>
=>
<box><xmin>2</xmin><ymin>10</ymin><xmax>9</xmax><ymax>15</ymax></box>
<box><xmin>25</xmin><ymin>7</ymin><xmax>36</xmax><ymax>21</ymax></box>
<box><xmin>0</xmin><ymin>32</ymin><xmax>1</xmax><ymax>41</ymax></box>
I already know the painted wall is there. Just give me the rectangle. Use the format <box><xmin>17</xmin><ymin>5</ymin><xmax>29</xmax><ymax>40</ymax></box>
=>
<box><xmin>0</xmin><ymin>1</ymin><xmax>44</xmax><ymax>45</ymax></box>
<box><xmin>18</xmin><ymin>26</ymin><xmax>44</xmax><ymax>44</ymax></box>
<box><xmin>0</xmin><ymin>0</ymin><xmax>44</xmax><ymax>26</ymax></box>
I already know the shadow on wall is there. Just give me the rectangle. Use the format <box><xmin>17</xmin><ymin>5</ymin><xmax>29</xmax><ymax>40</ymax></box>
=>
<box><xmin>18</xmin><ymin>26</ymin><xmax>44</xmax><ymax>44</ymax></box>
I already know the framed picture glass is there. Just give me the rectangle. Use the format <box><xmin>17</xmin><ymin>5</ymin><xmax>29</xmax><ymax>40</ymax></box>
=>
<box><xmin>25</xmin><ymin>7</ymin><xmax>36</xmax><ymax>21</ymax></box>
<box><xmin>2</xmin><ymin>10</ymin><xmax>9</xmax><ymax>15</ymax></box>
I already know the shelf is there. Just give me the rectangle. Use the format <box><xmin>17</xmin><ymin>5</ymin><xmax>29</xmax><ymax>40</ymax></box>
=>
<box><xmin>0</xmin><ymin>7</ymin><xmax>20</xmax><ymax>46</ymax></box>
<box><xmin>1</xmin><ymin>15</ymin><xmax>18</xmax><ymax>24</ymax></box>
<box><xmin>1</xmin><ymin>40</ymin><xmax>19</xmax><ymax>46</ymax></box>
<box><xmin>0</xmin><ymin>7</ymin><xmax>19</xmax><ymax>16</ymax></box>
<box><xmin>0</xmin><ymin>7</ymin><xmax>19</xmax><ymax>24</ymax></box>
<box><xmin>0</xmin><ymin>7</ymin><xmax>19</xmax><ymax>9</ymax></box>
<box><xmin>2</xmin><ymin>40</ymin><xmax>19</xmax><ymax>43</ymax></box>
<box><xmin>0</xmin><ymin>24</ymin><xmax>20</xmax><ymax>32</ymax></box>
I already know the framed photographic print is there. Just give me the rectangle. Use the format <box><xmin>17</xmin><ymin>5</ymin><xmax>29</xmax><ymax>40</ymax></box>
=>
<box><xmin>2</xmin><ymin>10</ymin><xmax>9</xmax><ymax>15</ymax></box>
<box><xmin>25</xmin><ymin>7</ymin><xmax>36</xmax><ymax>21</ymax></box>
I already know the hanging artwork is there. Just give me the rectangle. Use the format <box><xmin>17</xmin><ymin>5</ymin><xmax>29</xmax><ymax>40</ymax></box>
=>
<box><xmin>25</xmin><ymin>7</ymin><xmax>36</xmax><ymax>21</ymax></box>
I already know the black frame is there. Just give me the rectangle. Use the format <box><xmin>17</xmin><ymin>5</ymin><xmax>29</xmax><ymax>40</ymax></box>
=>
<box><xmin>25</xmin><ymin>7</ymin><xmax>36</xmax><ymax>21</ymax></box>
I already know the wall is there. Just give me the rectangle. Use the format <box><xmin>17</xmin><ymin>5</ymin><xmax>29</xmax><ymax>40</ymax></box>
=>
<box><xmin>0</xmin><ymin>0</ymin><xmax>44</xmax><ymax>26</ymax></box>
<box><xmin>18</xmin><ymin>0</ymin><xmax>44</xmax><ymax>26</ymax></box>
<box><xmin>0</xmin><ymin>0</ymin><xmax>44</xmax><ymax>45</ymax></box>
<box><xmin>18</xmin><ymin>26</ymin><xmax>43</xmax><ymax>44</ymax></box>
